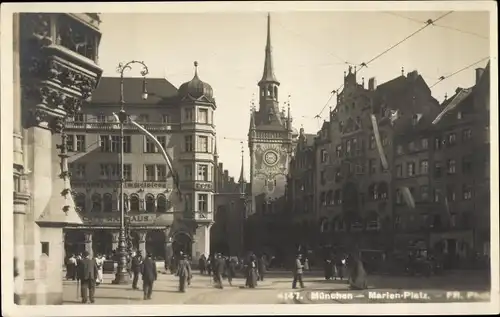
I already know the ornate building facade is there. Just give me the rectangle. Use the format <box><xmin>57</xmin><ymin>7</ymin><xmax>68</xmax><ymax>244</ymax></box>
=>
<box><xmin>245</xmin><ymin>14</ymin><xmax>298</xmax><ymax>253</ymax></box>
<box><xmin>13</xmin><ymin>13</ymin><xmax>103</xmax><ymax>305</ymax></box>
<box><xmin>62</xmin><ymin>62</ymin><xmax>217</xmax><ymax>261</ymax></box>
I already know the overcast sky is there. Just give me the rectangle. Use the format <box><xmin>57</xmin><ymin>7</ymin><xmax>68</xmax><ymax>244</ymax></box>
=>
<box><xmin>97</xmin><ymin>9</ymin><xmax>490</xmax><ymax>180</ymax></box>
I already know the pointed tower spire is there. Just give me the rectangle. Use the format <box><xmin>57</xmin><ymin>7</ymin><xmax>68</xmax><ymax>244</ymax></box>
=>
<box><xmin>287</xmin><ymin>94</ymin><xmax>292</xmax><ymax>131</ymax></box>
<box><xmin>239</xmin><ymin>141</ymin><xmax>245</xmax><ymax>184</ymax></box>
<box><xmin>259</xmin><ymin>13</ymin><xmax>279</xmax><ymax>84</ymax></box>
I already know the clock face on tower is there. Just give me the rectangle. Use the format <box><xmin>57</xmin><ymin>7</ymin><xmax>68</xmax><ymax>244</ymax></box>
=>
<box><xmin>264</xmin><ymin>150</ymin><xmax>279</xmax><ymax>166</ymax></box>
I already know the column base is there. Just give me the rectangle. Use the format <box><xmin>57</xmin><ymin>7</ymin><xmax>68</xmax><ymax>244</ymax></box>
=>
<box><xmin>111</xmin><ymin>271</ymin><xmax>130</xmax><ymax>285</ymax></box>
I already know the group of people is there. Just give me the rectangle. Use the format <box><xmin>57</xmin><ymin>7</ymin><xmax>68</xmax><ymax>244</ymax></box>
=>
<box><xmin>66</xmin><ymin>253</ymin><xmax>105</xmax><ymax>285</ymax></box>
<box><xmin>323</xmin><ymin>252</ymin><xmax>368</xmax><ymax>290</ymax></box>
<box><xmin>196</xmin><ymin>253</ymin><xmax>268</xmax><ymax>289</ymax></box>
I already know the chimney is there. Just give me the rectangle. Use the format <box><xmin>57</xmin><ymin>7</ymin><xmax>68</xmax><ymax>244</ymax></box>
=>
<box><xmin>368</xmin><ymin>77</ymin><xmax>377</xmax><ymax>91</ymax></box>
<box><xmin>475</xmin><ymin>68</ymin><xmax>484</xmax><ymax>84</ymax></box>
<box><xmin>407</xmin><ymin>70</ymin><xmax>419</xmax><ymax>81</ymax></box>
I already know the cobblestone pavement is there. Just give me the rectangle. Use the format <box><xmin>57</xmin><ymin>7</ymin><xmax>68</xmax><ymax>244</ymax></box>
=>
<box><xmin>62</xmin><ymin>271</ymin><xmax>490</xmax><ymax>305</ymax></box>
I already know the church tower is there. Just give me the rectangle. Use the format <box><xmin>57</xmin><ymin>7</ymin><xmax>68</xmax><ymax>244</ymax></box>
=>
<box><xmin>248</xmin><ymin>13</ymin><xmax>297</xmax><ymax>216</ymax></box>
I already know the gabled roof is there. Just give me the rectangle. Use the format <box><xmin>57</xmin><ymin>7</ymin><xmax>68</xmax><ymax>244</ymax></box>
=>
<box><xmin>91</xmin><ymin>77</ymin><xmax>178</xmax><ymax>105</ymax></box>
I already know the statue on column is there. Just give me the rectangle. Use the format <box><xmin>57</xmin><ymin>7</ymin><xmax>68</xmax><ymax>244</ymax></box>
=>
<box><xmin>137</xmin><ymin>230</ymin><xmax>147</xmax><ymax>258</ymax></box>
<box><xmin>84</xmin><ymin>231</ymin><xmax>93</xmax><ymax>258</ymax></box>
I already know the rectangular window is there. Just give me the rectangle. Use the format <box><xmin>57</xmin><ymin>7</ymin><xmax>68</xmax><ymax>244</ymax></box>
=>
<box><xmin>66</xmin><ymin>134</ymin><xmax>75</xmax><ymax>152</ymax></box>
<box><xmin>320</xmin><ymin>149</ymin><xmax>328</xmax><ymax>163</ymax></box>
<box><xmin>462</xmin><ymin>156</ymin><xmax>473</xmax><ymax>173</ymax></box>
<box><xmin>421</xmin><ymin>138</ymin><xmax>429</xmax><ymax>150</ymax></box>
<box><xmin>396</xmin><ymin>164</ymin><xmax>403</xmax><ymax>177</ymax></box>
<box><xmin>448</xmin><ymin>133</ymin><xmax>457</xmax><ymax>146</ymax></box>
<box><xmin>434</xmin><ymin>137</ymin><xmax>442</xmax><ymax>150</ymax></box>
<box><xmin>70</xmin><ymin>163</ymin><xmax>86</xmax><ymax>179</ymax></box>
<box><xmin>420</xmin><ymin>160</ymin><xmax>429</xmax><ymax>174</ymax></box>
<box><xmin>434</xmin><ymin>188</ymin><xmax>442</xmax><ymax>202</ymax></box>
<box><xmin>123</xmin><ymin>136</ymin><xmax>131</xmax><ymax>153</ymax></box>
<box><xmin>41</xmin><ymin>242</ymin><xmax>49</xmax><ymax>256</ymax></box>
<box><xmin>185</xmin><ymin>108</ymin><xmax>194</xmax><ymax>122</ymax></box>
<box><xmin>198</xmin><ymin>109</ymin><xmax>208</xmax><ymax>124</ymax></box>
<box><xmin>75</xmin><ymin>135</ymin><xmax>86</xmax><ymax>152</ymax></box>
<box><xmin>336</xmin><ymin>145</ymin><xmax>342</xmax><ymax>158</ymax></box>
<box><xmin>434</xmin><ymin>161</ymin><xmax>442</xmax><ymax>178</ymax></box>
<box><xmin>184</xmin><ymin>165</ymin><xmax>192</xmax><ymax>179</ymax></box>
<box><xmin>144</xmin><ymin>164</ymin><xmax>156</xmax><ymax>181</ymax></box>
<box><xmin>162</xmin><ymin>114</ymin><xmax>169</xmax><ymax>123</ymax></box>
<box><xmin>355</xmin><ymin>163</ymin><xmax>364</xmax><ymax>174</ymax></box>
<box><xmin>156</xmin><ymin>165</ymin><xmax>167</xmax><ymax>181</ymax></box>
<box><xmin>407</xmin><ymin>162</ymin><xmax>415</xmax><ymax>177</ymax></box>
<box><xmin>369</xmin><ymin>135</ymin><xmax>376</xmax><ymax>149</ymax></box>
<box><xmin>462</xmin><ymin>129</ymin><xmax>472</xmax><ymax>142</ymax></box>
<box><xmin>74</xmin><ymin>113</ymin><xmax>84</xmax><ymax>122</ymax></box>
<box><xmin>408</xmin><ymin>141</ymin><xmax>416</xmax><ymax>152</ymax></box>
<box><xmin>198</xmin><ymin>136</ymin><xmax>208</xmax><ymax>152</ymax></box>
<box><xmin>198</xmin><ymin>193</ymin><xmax>208</xmax><ymax>212</ymax></box>
<box><xmin>111</xmin><ymin>136</ymin><xmax>120</xmax><ymax>153</ymax></box>
<box><xmin>447</xmin><ymin>159</ymin><xmax>456</xmax><ymax>174</ymax></box>
<box><xmin>463</xmin><ymin>184</ymin><xmax>472</xmax><ymax>200</ymax></box>
<box><xmin>197</xmin><ymin>164</ymin><xmax>209</xmax><ymax>181</ymax></box>
<box><xmin>420</xmin><ymin>185</ymin><xmax>429</xmax><ymax>201</ymax></box>
<box><xmin>185</xmin><ymin>136</ymin><xmax>193</xmax><ymax>152</ymax></box>
<box><xmin>96</xmin><ymin>114</ymin><xmax>106</xmax><ymax>122</ymax></box>
<box><xmin>446</xmin><ymin>185</ymin><xmax>456</xmax><ymax>202</ymax></box>
<box><xmin>369</xmin><ymin>159</ymin><xmax>377</xmax><ymax>174</ymax></box>
<box><xmin>320</xmin><ymin>170</ymin><xmax>326</xmax><ymax>185</ymax></box>
<box><xmin>145</xmin><ymin>135</ymin><xmax>166</xmax><ymax>153</ymax></box>
<box><xmin>395</xmin><ymin>189</ymin><xmax>402</xmax><ymax>204</ymax></box>
<box><xmin>123</xmin><ymin>164</ymin><xmax>132</xmax><ymax>181</ymax></box>
<box><xmin>185</xmin><ymin>194</ymin><xmax>193</xmax><ymax>213</ymax></box>
<box><xmin>99</xmin><ymin>163</ymin><xmax>109</xmax><ymax>178</ymax></box>
<box><xmin>138</xmin><ymin>114</ymin><xmax>149</xmax><ymax>122</ymax></box>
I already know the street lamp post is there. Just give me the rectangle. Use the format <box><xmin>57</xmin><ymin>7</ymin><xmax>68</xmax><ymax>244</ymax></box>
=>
<box><xmin>112</xmin><ymin>60</ymin><xmax>149</xmax><ymax>284</ymax></box>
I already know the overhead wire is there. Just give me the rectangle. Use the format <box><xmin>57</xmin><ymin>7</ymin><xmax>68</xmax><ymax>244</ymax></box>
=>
<box><xmin>314</xmin><ymin>11</ymin><xmax>454</xmax><ymax>119</ymax></box>
<box><xmin>430</xmin><ymin>56</ymin><xmax>490</xmax><ymax>88</ymax></box>
<box><xmin>382</xmin><ymin>11</ymin><xmax>489</xmax><ymax>40</ymax></box>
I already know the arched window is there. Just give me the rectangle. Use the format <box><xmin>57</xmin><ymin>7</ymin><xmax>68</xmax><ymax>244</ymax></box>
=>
<box><xmin>75</xmin><ymin>193</ymin><xmax>86</xmax><ymax>213</ymax></box>
<box><xmin>274</xmin><ymin>86</ymin><xmax>278</xmax><ymax>100</ymax></box>
<box><xmin>368</xmin><ymin>183</ymin><xmax>378</xmax><ymax>200</ymax></box>
<box><xmin>334</xmin><ymin>189</ymin><xmax>342</xmax><ymax>205</ymax></box>
<box><xmin>145</xmin><ymin>194</ymin><xmax>155</xmax><ymax>213</ymax></box>
<box><xmin>157</xmin><ymin>194</ymin><xmax>168</xmax><ymax>213</ymax></box>
<box><xmin>378</xmin><ymin>182</ymin><xmax>388</xmax><ymax>200</ymax></box>
<box><xmin>267</xmin><ymin>86</ymin><xmax>272</xmax><ymax>97</ymax></box>
<box><xmin>103</xmin><ymin>193</ymin><xmax>113</xmax><ymax>212</ymax></box>
<box><xmin>130</xmin><ymin>194</ymin><xmax>140</xmax><ymax>211</ymax></box>
<box><xmin>326</xmin><ymin>190</ymin><xmax>333</xmax><ymax>205</ymax></box>
<box><xmin>91</xmin><ymin>193</ymin><xmax>102</xmax><ymax>213</ymax></box>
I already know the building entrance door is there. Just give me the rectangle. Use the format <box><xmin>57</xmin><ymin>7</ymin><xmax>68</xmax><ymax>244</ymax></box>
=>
<box><xmin>172</xmin><ymin>232</ymin><xmax>192</xmax><ymax>257</ymax></box>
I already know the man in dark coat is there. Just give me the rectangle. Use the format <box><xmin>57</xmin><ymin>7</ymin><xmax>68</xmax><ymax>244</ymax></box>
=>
<box><xmin>292</xmin><ymin>254</ymin><xmax>305</xmax><ymax>289</ymax></box>
<box><xmin>177</xmin><ymin>253</ymin><xmax>192</xmax><ymax>292</ymax></box>
<box><xmin>257</xmin><ymin>255</ymin><xmax>267</xmax><ymax>282</ymax></box>
<box><xmin>140</xmin><ymin>252</ymin><xmax>157</xmax><ymax>300</ymax></box>
<box><xmin>199</xmin><ymin>254</ymin><xmax>207</xmax><ymax>275</ymax></box>
<box><xmin>131</xmin><ymin>251</ymin><xmax>143</xmax><ymax>290</ymax></box>
<box><xmin>214</xmin><ymin>253</ymin><xmax>225</xmax><ymax>289</ymax></box>
<box><xmin>226</xmin><ymin>256</ymin><xmax>237</xmax><ymax>286</ymax></box>
<box><xmin>77</xmin><ymin>251</ymin><xmax>99</xmax><ymax>304</ymax></box>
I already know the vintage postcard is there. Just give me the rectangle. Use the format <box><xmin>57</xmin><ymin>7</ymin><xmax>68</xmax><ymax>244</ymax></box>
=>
<box><xmin>1</xmin><ymin>1</ymin><xmax>498</xmax><ymax>316</ymax></box>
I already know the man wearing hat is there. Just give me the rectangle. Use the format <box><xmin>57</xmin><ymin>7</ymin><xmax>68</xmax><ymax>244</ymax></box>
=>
<box><xmin>131</xmin><ymin>250</ymin><xmax>143</xmax><ymax>290</ymax></box>
<box><xmin>141</xmin><ymin>252</ymin><xmax>157</xmax><ymax>300</ymax></box>
<box><xmin>292</xmin><ymin>254</ymin><xmax>305</xmax><ymax>289</ymax></box>
<box><xmin>77</xmin><ymin>251</ymin><xmax>99</xmax><ymax>304</ymax></box>
<box><xmin>176</xmin><ymin>253</ymin><xmax>192</xmax><ymax>292</ymax></box>
<box><xmin>214</xmin><ymin>253</ymin><xmax>226</xmax><ymax>289</ymax></box>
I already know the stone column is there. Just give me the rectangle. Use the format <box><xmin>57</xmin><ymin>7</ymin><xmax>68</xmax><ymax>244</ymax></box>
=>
<box><xmin>84</xmin><ymin>232</ymin><xmax>93</xmax><ymax>258</ymax></box>
<box><xmin>192</xmin><ymin>224</ymin><xmax>211</xmax><ymax>259</ymax></box>
<box><xmin>137</xmin><ymin>231</ymin><xmax>147</xmax><ymax>256</ymax></box>
<box><xmin>111</xmin><ymin>231</ymin><xmax>120</xmax><ymax>252</ymax></box>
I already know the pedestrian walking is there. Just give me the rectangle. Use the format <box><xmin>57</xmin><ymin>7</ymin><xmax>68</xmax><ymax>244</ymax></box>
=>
<box><xmin>199</xmin><ymin>254</ymin><xmax>207</xmax><ymax>275</ymax></box>
<box><xmin>177</xmin><ymin>253</ymin><xmax>192</xmax><ymax>292</ymax></box>
<box><xmin>141</xmin><ymin>252</ymin><xmax>157</xmax><ymax>300</ymax></box>
<box><xmin>213</xmin><ymin>253</ymin><xmax>225</xmax><ymax>289</ymax></box>
<box><xmin>257</xmin><ymin>255</ymin><xmax>267</xmax><ymax>282</ymax></box>
<box><xmin>245</xmin><ymin>254</ymin><xmax>258</xmax><ymax>288</ymax></box>
<box><xmin>131</xmin><ymin>251</ymin><xmax>143</xmax><ymax>290</ymax></box>
<box><xmin>95</xmin><ymin>254</ymin><xmax>104</xmax><ymax>286</ymax></box>
<box><xmin>292</xmin><ymin>254</ymin><xmax>305</xmax><ymax>289</ymax></box>
<box><xmin>66</xmin><ymin>254</ymin><xmax>77</xmax><ymax>280</ymax></box>
<box><xmin>77</xmin><ymin>251</ymin><xmax>99</xmax><ymax>304</ymax></box>
<box><xmin>304</xmin><ymin>257</ymin><xmax>310</xmax><ymax>271</ymax></box>
<box><xmin>324</xmin><ymin>257</ymin><xmax>333</xmax><ymax>280</ymax></box>
<box><xmin>206</xmin><ymin>255</ymin><xmax>212</xmax><ymax>277</ymax></box>
<box><xmin>348</xmin><ymin>253</ymin><xmax>368</xmax><ymax>290</ymax></box>
<box><xmin>226</xmin><ymin>257</ymin><xmax>237</xmax><ymax>286</ymax></box>
<box><xmin>335</xmin><ymin>254</ymin><xmax>345</xmax><ymax>281</ymax></box>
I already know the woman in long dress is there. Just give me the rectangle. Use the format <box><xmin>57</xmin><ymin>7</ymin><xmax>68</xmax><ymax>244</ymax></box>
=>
<box><xmin>95</xmin><ymin>254</ymin><xmax>104</xmax><ymax>286</ymax></box>
<box><xmin>245</xmin><ymin>255</ymin><xmax>258</xmax><ymax>288</ymax></box>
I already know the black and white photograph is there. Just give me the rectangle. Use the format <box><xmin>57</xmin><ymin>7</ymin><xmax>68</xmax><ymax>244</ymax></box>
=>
<box><xmin>1</xmin><ymin>1</ymin><xmax>498</xmax><ymax>316</ymax></box>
